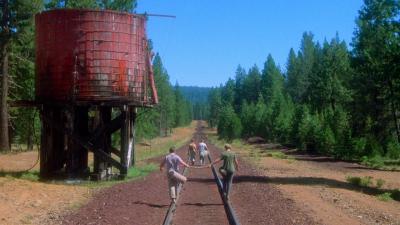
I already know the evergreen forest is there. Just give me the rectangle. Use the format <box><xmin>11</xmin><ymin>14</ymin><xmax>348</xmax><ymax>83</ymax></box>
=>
<box><xmin>208</xmin><ymin>0</ymin><xmax>400</xmax><ymax>165</ymax></box>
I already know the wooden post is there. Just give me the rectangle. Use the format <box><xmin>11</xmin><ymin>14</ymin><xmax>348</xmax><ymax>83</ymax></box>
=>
<box><xmin>67</xmin><ymin>106</ymin><xmax>88</xmax><ymax>177</ymax></box>
<box><xmin>120</xmin><ymin>105</ymin><xmax>129</xmax><ymax>176</ymax></box>
<box><xmin>39</xmin><ymin>107</ymin><xmax>52</xmax><ymax>178</ymax></box>
<box><xmin>40</xmin><ymin>106</ymin><xmax>65</xmax><ymax>178</ymax></box>
<box><xmin>93</xmin><ymin>107</ymin><xmax>112</xmax><ymax>179</ymax></box>
<box><xmin>101</xmin><ymin>107</ymin><xmax>112</xmax><ymax>177</ymax></box>
<box><xmin>76</xmin><ymin>106</ymin><xmax>89</xmax><ymax>174</ymax></box>
<box><xmin>129</xmin><ymin>107</ymin><xmax>137</xmax><ymax>167</ymax></box>
<box><xmin>92</xmin><ymin>109</ymin><xmax>101</xmax><ymax>178</ymax></box>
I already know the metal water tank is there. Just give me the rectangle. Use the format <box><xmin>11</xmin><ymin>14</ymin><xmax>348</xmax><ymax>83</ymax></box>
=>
<box><xmin>35</xmin><ymin>9</ymin><xmax>157</xmax><ymax>105</ymax></box>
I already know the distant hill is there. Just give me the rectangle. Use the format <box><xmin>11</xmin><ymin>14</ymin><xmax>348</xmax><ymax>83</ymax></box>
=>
<box><xmin>179</xmin><ymin>86</ymin><xmax>212</xmax><ymax>104</ymax></box>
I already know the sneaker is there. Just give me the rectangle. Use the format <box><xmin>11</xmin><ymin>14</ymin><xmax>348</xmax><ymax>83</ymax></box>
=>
<box><xmin>223</xmin><ymin>193</ymin><xmax>229</xmax><ymax>201</ymax></box>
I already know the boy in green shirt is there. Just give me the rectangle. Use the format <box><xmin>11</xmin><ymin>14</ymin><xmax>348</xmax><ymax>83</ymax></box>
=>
<box><xmin>210</xmin><ymin>144</ymin><xmax>239</xmax><ymax>200</ymax></box>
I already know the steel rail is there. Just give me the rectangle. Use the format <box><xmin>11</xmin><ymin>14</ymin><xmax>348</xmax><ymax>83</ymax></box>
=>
<box><xmin>207</xmin><ymin>154</ymin><xmax>241</xmax><ymax>225</ymax></box>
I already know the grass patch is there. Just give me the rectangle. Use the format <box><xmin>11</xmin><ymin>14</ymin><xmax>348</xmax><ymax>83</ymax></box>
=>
<box><xmin>345</xmin><ymin>176</ymin><xmax>400</xmax><ymax>202</ymax></box>
<box><xmin>20</xmin><ymin>215</ymin><xmax>34</xmax><ymax>224</ymax></box>
<box><xmin>266</xmin><ymin>151</ymin><xmax>292</xmax><ymax>160</ymax></box>
<box><xmin>207</xmin><ymin>129</ymin><xmax>295</xmax><ymax>164</ymax></box>
<box><xmin>376</xmin><ymin>178</ymin><xmax>386</xmax><ymax>188</ymax></box>
<box><xmin>376</xmin><ymin>190</ymin><xmax>400</xmax><ymax>202</ymax></box>
<box><xmin>0</xmin><ymin>170</ymin><xmax>39</xmax><ymax>181</ymax></box>
<box><xmin>126</xmin><ymin>163</ymin><xmax>157</xmax><ymax>179</ymax></box>
<box><xmin>346</xmin><ymin>176</ymin><xmax>373</xmax><ymax>187</ymax></box>
<box><xmin>137</xmin><ymin>139</ymin><xmax>189</xmax><ymax>161</ymax></box>
<box><xmin>361</xmin><ymin>156</ymin><xmax>400</xmax><ymax>171</ymax></box>
<box><xmin>136</xmin><ymin>122</ymin><xmax>195</xmax><ymax>161</ymax></box>
<box><xmin>84</xmin><ymin>163</ymin><xmax>157</xmax><ymax>189</ymax></box>
<box><xmin>377</xmin><ymin>192</ymin><xmax>393</xmax><ymax>201</ymax></box>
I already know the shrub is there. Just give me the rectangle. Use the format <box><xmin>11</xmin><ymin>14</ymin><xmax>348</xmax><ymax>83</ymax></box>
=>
<box><xmin>266</xmin><ymin>151</ymin><xmax>292</xmax><ymax>159</ymax></box>
<box><xmin>386</xmin><ymin>139</ymin><xmax>400</xmax><ymax>159</ymax></box>
<box><xmin>346</xmin><ymin>176</ymin><xmax>373</xmax><ymax>187</ymax></box>
<box><xmin>376</xmin><ymin>178</ymin><xmax>385</xmax><ymax>188</ymax></box>
<box><xmin>316</xmin><ymin>124</ymin><xmax>336</xmax><ymax>154</ymax></box>
<box><xmin>377</xmin><ymin>192</ymin><xmax>392</xmax><ymax>201</ymax></box>
<box><xmin>352</xmin><ymin>137</ymin><xmax>367</xmax><ymax>158</ymax></box>
<box><xmin>365</xmin><ymin>136</ymin><xmax>384</xmax><ymax>157</ymax></box>
<box><xmin>361</xmin><ymin>155</ymin><xmax>385</xmax><ymax>169</ymax></box>
<box><xmin>218</xmin><ymin>106</ymin><xmax>242</xmax><ymax>141</ymax></box>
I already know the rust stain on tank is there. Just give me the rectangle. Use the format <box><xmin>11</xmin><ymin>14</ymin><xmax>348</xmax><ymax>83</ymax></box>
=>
<box><xmin>118</xmin><ymin>60</ymin><xmax>128</xmax><ymax>96</ymax></box>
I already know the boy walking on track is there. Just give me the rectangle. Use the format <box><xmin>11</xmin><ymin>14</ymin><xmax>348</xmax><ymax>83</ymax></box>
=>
<box><xmin>198</xmin><ymin>139</ymin><xmax>209</xmax><ymax>165</ymax></box>
<box><xmin>160</xmin><ymin>147</ymin><xmax>190</xmax><ymax>203</ymax></box>
<box><xmin>187</xmin><ymin>139</ymin><xmax>197</xmax><ymax>166</ymax></box>
<box><xmin>210</xmin><ymin>144</ymin><xmax>239</xmax><ymax>200</ymax></box>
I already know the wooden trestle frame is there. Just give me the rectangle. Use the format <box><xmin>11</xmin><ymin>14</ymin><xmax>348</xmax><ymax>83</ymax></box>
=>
<box><xmin>39</xmin><ymin>104</ymin><xmax>137</xmax><ymax>180</ymax></box>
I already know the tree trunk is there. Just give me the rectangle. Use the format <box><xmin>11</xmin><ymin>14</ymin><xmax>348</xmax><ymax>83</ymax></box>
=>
<box><xmin>0</xmin><ymin>43</ymin><xmax>10</xmax><ymax>152</ymax></box>
<box><xmin>388</xmin><ymin>78</ymin><xmax>400</xmax><ymax>143</ymax></box>
<box><xmin>27</xmin><ymin>118</ymin><xmax>34</xmax><ymax>151</ymax></box>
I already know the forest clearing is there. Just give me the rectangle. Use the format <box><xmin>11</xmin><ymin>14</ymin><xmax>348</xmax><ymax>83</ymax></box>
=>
<box><xmin>1</xmin><ymin>0</ymin><xmax>399</xmax><ymax>224</ymax></box>
<box><xmin>1</xmin><ymin>122</ymin><xmax>399</xmax><ymax>224</ymax></box>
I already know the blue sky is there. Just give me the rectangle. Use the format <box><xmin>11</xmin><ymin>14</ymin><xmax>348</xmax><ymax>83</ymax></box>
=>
<box><xmin>137</xmin><ymin>1</ymin><xmax>364</xmax><ymax>87</ymax></box>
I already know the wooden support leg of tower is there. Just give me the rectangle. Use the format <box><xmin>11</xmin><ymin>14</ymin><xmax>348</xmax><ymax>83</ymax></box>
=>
<box><xmin>93</xmin><ymin>107</ymin><xmax>113</xmax><ymax>180</ymax></box>
<box><xmin>40</xmin><ymin>106</ymin><xmax>65</xmax><ymax>178</ymax></box>
<box><xmin>129</xmin><ymin>107</ymin><xmax>137</xmax><ymax>167</ymax></box>
<box><xmin>120</xmin><ymin>106</ymin><xmax>130</xmax><ymax>176</ymax></box>
<box><xmin>66</xmin><ymin>106</ymin><xmax>89</xmax><ymax>177</ymax></box>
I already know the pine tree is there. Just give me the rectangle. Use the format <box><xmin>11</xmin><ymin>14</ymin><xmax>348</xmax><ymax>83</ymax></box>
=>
<box><xmin>221</xmin><ymin>78</ymin><xmax>235</xmax><ymax>107</ymax></box>
<box><xmin>242</xmin><ymin>65</ymin><xmax>262</xmax><ymax>103</ymax></box>
<box><xmin>46</xmin><ymin>0</ymin><xmax>137</xmax><ymax>11</ymax></box>
<box><xmin>308</xmin><ymin>36</ymin><xmax>352</xmax><ymax>112</ymax></box>
<box><xmin>292</xmin><ymin>32</ymin><xmax>317</xmax><ymax>104</ymax></box>
<box><xmin>217</xmin><ymin>105</ymin><xmax>242</xmax><ymax>141</ymax></box>
<box><xmin>208</xmin><ymin>88</ymin><xmax>222</xmax><ymax>128</ymax></box>
<box><xmin>285</xmin><ymin>48</ymin><xmax>301</xmax><ymax>100</ymax></box>
<box><xmin>0</xmin><ymin>0</ymin><xmax>44</xmax><ymax>151</ymax></box>
<box><xmin>352</xmin><ymin>0</ymin><xmax>400</xmax><ymax>147</ymax></box>
<box><xmin>234</xmin><ymin>65</ymin><xmax>246</xmax><ymax>111</ymax></box>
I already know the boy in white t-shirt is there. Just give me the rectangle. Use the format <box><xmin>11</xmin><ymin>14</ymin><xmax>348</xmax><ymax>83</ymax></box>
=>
<box><xmin>198</xmin><ymin>139</ymin><xmax>208</xmax><ymax>165</ymax></box>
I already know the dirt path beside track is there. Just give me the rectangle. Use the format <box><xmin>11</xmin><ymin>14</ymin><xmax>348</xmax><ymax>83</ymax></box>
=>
<box><xmin>223</xmin><ymin>140</ymin><xmax>400</xmax><ymax>225</ymax></box>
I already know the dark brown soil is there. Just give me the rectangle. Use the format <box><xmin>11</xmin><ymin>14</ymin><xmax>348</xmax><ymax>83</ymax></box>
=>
<box><xmin>62</xmin><ymin>124</ymin><xmax>317</xmax><ymax>225</ymax></box>
<box><xmin>172</xmin><ymin>157</ymin><xmax>228</xmax><ymax>225</ymax></box>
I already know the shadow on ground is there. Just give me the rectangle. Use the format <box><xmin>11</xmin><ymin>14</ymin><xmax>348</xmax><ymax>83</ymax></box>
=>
<box><xmin>187</xmin><ymin>177</ymin><xmax>215</xmax><ymax>183</ymax></box>
<box><xmin>182</xmin><ymin>202</ymin><xmax>223</xmax><ymax>207</ymax></box>
<box><xmin>132</xmin><ymin>201</ymin><xmax>169</xmax><ymax>208</ymax></box>
<box><xmin>234</xmin><ymin>175</ymin><xmax>400</xmax><ymax>201</ymax></box>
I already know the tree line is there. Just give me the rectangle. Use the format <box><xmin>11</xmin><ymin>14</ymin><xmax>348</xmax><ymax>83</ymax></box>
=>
<box><xmin>135</xmin><ymin>53</ymin><xmax>192</xmax><ymax>140</ymax></box>
<box><xmin>209</xmin><ymin>0</ymin><xmax>400</xmax><ymax>161</ymax></box>
<box><xmin>178</xmin><ymin>86</ymin><xmax>211</xmax><ymax>121</ymax></box>
<box><xmin>0</xmin><ymin>0</ymin><xmax>192</xmax><ymax>151</ymax></box>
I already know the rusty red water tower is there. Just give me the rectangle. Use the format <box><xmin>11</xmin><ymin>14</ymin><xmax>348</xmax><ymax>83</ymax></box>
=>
<box><xmin>35</xmin><ymin>9</ymin><xmax>158</xmax><ymax>179</ymax></box>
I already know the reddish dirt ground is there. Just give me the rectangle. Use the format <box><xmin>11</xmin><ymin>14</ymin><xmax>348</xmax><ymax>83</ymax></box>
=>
<box><xmin>0</xmin><ymin>124</ymin><xmax>195</xmax><ymax>225</ymax></box>
<box><xmin>7</xmin><ymin>121</ymin><xmax>397</xmax><ymax>224</ymax></box>
<box><xmin>228</xmin><ymin>142</ymin><xmax>400</xmax><ymax>225</ymax></box>
<box><xmin>62</xmin><ymin>123</ymin><xmax>316</xmax><ymax>225</ymax></box>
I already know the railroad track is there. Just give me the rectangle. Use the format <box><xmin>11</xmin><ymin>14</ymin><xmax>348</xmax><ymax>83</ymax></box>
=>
<box><xmin>162</xmin><ymin>144</ymin><xmax>241</xmax><ymax>225</ymax></box>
